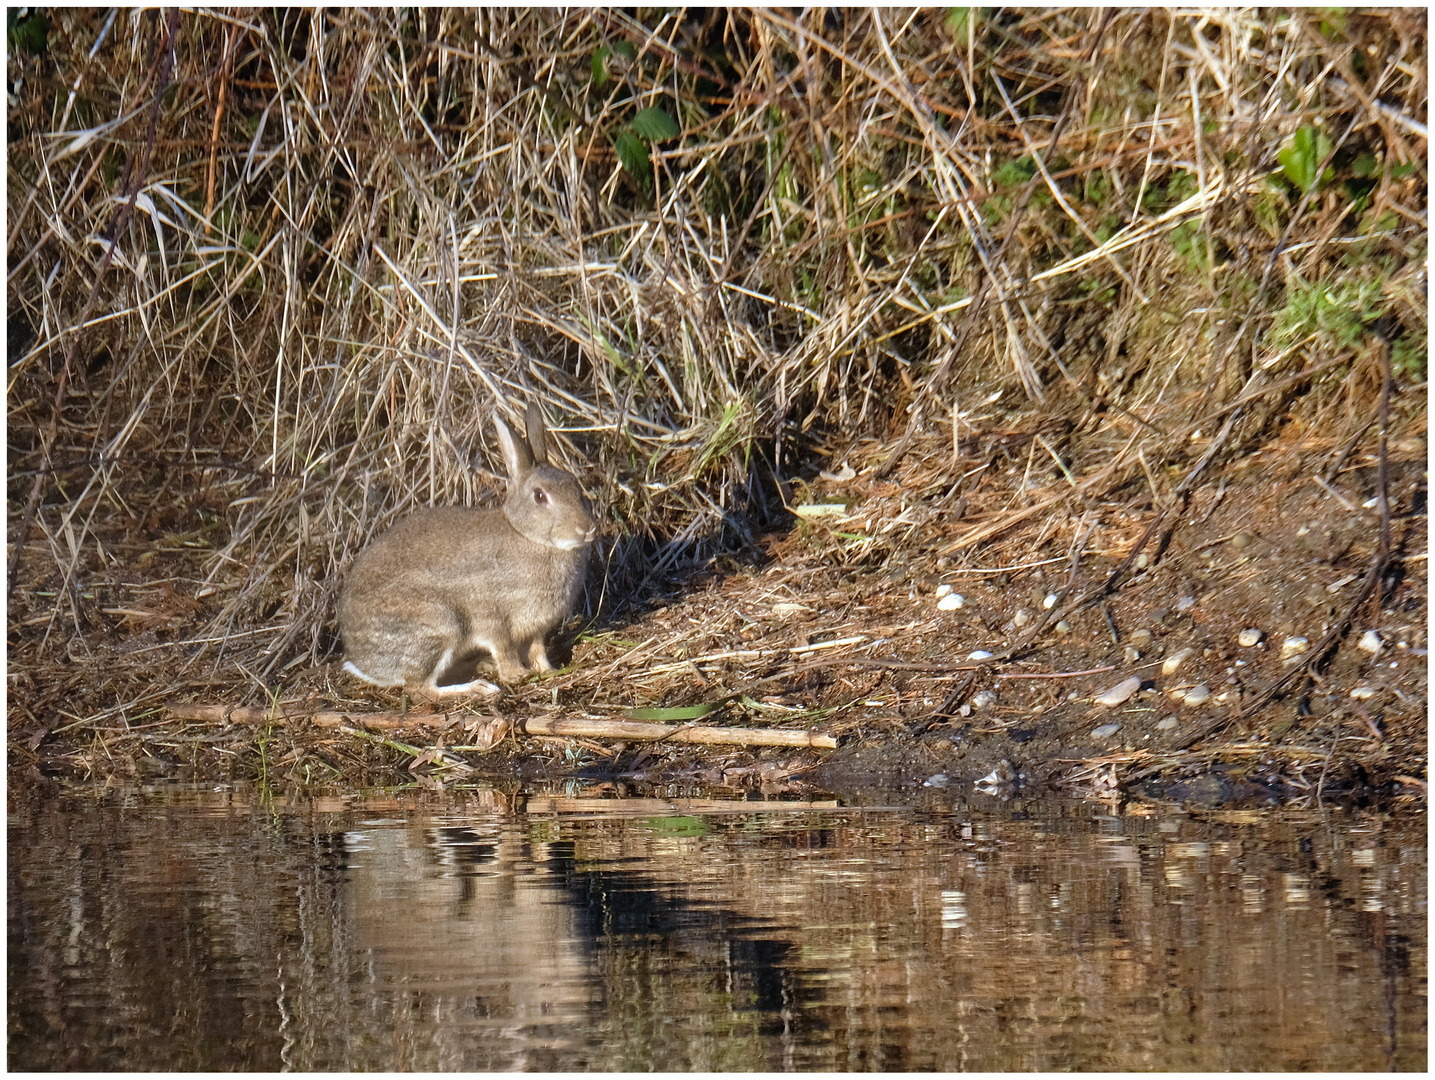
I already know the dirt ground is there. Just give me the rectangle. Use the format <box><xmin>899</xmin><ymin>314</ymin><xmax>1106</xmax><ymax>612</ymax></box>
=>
<box><xmin>8</xmin><ymin>422</ymin><xmax>1426</xmax><ymax>811</ymax></box>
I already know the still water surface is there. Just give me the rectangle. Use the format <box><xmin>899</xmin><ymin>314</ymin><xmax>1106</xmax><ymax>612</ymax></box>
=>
<box><xmin>8</xmin><ymin>784</ymin><xmax>1425</xmax><ymax>1070</ymax></box>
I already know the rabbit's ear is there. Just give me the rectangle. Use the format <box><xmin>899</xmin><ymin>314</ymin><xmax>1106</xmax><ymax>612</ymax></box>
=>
<box><xmin>495</xmin><ymin>412</ymin><xmax>534</xmax><ymax>478</ymax></box>
<box><xmin>524</xmin><ymin>403</ymin><xmax>549</xmax><ymax>466</ymax></box>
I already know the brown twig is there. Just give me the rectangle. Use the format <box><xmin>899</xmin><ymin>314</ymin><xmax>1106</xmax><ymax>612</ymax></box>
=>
<box><xmin>165</xmin><ymin>702</ymin><xmax>838</xmax><ymax>748</ymax></box>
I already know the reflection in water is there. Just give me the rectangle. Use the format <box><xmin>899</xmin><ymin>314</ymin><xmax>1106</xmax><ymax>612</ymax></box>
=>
<box><xmin>7</xmin><ymin>787</ymin><xmax>1426</xmax><ymax>1071</ymax></box>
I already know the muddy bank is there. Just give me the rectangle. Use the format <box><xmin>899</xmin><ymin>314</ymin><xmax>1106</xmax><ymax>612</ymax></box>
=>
<box><xmin>10</xmin><ymin>441</ymin><xmax>1425</xmax><ymax>810</ymax></box>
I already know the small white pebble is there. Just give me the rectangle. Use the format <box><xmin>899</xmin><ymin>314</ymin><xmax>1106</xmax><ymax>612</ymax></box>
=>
<box><xmin>1238</xmin><ymin>628</ymin><xmax>1264</xmax><ymax>647</ymax></box>
<box><xmin>967</xmin><ymin>650</ymin><xmax>993</xmax><ymax>661</ymax></box>
<box><xmin>1176</xmin><ymin>595</ymin><xmax>1197</xmax><ymax>612</ymax></box>
<box><xmin>1280</xmin><ymin>635</ymin><xmax>1310</xmax><ymax>659</ymax></box>
<box><xmin>1357</xmin><ymin>630</ymin><xmax>1383</xmax><ymax>655</ymax></box>
<box><xmin>1350</xmin><ymin>685</ymin><xmax>1377</xmax><ymax>700</ymax></box>
<box><xmin>935</xmin><ymin>583</ymin><xmax>952</xmax><ymax>598</ymax></box>
<box><xmin>1124</xmin><ymin>645</ymin><xmax>1141</xmax><ymax>665</ymax></box>
<box><xmin>937</xmin><ymin>592</ymin><xmax>964</xmax><ymax>611</ymax></box>
<box><xmin>1092</xmin><ymin>723</ymin><xmax>1122</xmax><ymax>739</ymax></box>
<box><xmin>1054</xmin><ymin>619</ymin><xmax>1072</xmax><ymax>633</ymax></box>
<box><xmin>924</xmin><ymin>773</ymin><xmax>952</xmax><ymax>788</ymax></box>
<box><xmin>1013</xmin><ymin>608</ymin><xmax>1030</xmax><ymax>627</ymax></box>
<box><xmin>1136</xmin><ymin>552</ymin><xmax>1149</xmax><ymax>569</ymax></box>
<box><xmin>1043</xmin><ymin>593</ymin><xmax>1059</xmax><ymax>609</ymax></box>
<box><xmin>1095</xmin><ymin>676</ymin><xmax>1142</xmax><ymax>706</ymax></box>
<box><xmin>1183</xmin><ymin>684</ymin><xmax>1211</xmax><ymax>705</ymax></box>
<box><xmin>1362</xmin><ymin>497</ymin><xmax>1379</xmax><ymax>509</ymax></box>
<box><xmin>1162</xmin><ymin>647</ymin><xmax>1196</xmax><ymax>676</ymax></box>
<box><xmin>1156</xmin><ymin>716</ymin><xmax>1179</xmax><ymax>731</ymax></box>
<box><xmin>971</xmin><ymin>690</ymin><xmax>996</xmax><ymax>709</ymax></box>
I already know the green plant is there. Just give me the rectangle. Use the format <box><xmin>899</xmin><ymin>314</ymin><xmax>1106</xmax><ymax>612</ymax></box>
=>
<box><xmin>944</xmin><ymin>8</ymin><xmax>983</xmax><ymax>47</ymax></box>
<box><xmin>1268</xmin><ymin>277</ymin><xmax>1386</xmax><ymax>352</ymax></box>
<box><xmin>1169</xmin><ymin>219</ymin><xmax>1210</xmax><ymax>274</ymax></box>
<box><xmin>1390</xmin><ymin>334</ymin><xmax>1427</xmax><ymax>383</ymax></box>
<box><xmin>1277</xmin><ymin>126</ymin><xmax>1334</xmax><ymax>195</ymax></box>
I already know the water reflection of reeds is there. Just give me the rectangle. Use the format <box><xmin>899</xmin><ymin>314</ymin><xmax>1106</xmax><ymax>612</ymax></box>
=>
<box><xmin>7</xmin><ymin>790</ymin><xmax>1425</xmax><ymax>1070</ymax></box>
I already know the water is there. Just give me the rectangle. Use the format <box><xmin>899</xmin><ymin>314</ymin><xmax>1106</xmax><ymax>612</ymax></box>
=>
<box><xmin>8</xmin><ymin>784</ymin><xmax>1426</xmax><ymax>1071</ymax></box>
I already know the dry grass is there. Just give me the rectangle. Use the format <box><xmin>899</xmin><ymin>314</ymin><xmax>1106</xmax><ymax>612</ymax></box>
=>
<box><xmin>7</xmin><ymin>8</ymin><xmax>1427</xmax><ymax>790</ymax></box>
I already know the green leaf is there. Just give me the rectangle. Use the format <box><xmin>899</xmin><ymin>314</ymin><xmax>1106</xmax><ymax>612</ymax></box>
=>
<box><xmin>590</xmin><ymin>45</ymin><xmax>611</xmax><ymax>88</ymax></box>
<box><xmin>591</xmin><ymin>41</ymin><xmax>635</xmax><ymax>88</ymax></box>
<box><xmin>613</xmin><ymin>129</ymin><xmax>650</xmax><ymax>185</ymax></box>
<box><xmin>627</xmin><ymin>703</ymin><xmax>717</xmax><ymax>721</ymax></box>
<box><xmin>1277</xmin><ymin>126</ymin><xmax>1333</xmax><ymax>194</ymax></box>
<box><xmin>944</xmin><ymin>8</ymin><xmax>979</xmax><ymax>45</ymax></box>
<box><xmin>631</xmin><ymin>106</ymin><xmax>680</xmax><ymax>142</ymax></box>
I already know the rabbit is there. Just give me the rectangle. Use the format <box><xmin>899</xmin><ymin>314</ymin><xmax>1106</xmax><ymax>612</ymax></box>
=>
<box><xmin>338</xmin><ymin>403</ymin><xmax>597</xmax><ymax>696</ymax></box>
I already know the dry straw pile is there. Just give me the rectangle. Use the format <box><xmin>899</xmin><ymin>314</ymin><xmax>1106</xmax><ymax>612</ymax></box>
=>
<box><xmin>7</xmin><ymin>9</ymin><xmax>1426</xmax><ymax>769</ymax></box>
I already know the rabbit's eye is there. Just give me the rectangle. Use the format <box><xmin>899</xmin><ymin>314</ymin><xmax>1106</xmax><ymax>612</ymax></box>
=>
<box><xmin>533</xmin><ymin>489</ymin><xmax>548</xmax><ymax>504</ymax></box>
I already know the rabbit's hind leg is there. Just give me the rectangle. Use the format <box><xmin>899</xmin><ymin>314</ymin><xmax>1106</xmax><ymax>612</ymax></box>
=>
<box><xmin>342</xmin><ymin>606</ymin><xmax>459</xmax><ymax>690</ymax></box>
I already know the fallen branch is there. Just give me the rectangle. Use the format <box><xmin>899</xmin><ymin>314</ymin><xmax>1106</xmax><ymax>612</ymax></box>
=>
<box><xmin>164</xmin><ymin>702</ymin><xmax>838</xmax><ymax>749</ymax></box>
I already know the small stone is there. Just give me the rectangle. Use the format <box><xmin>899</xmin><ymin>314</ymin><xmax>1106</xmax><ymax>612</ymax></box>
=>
<box><xmin>1175</xmin><ymin>596</ymin><xmax>1197</xmax><ymax>613</ymax></box>
<box><xmin>1156</xmin><ymin>716</ymin><xmax>1179</xmax><ymax>731</ymax></box>
<box><xmin>1124</xmin><ymin>645</ymin><xmax>1141</xmax><ymax>664</ymax></box>
<box><xmin>1151</xmin><ymin>608</ymin><xmax>1171</xmax><ymax>623</ymax></box>
<box><xmin>924</xmin><ymin>773</ymin><xmax>953</xmax><ymax>788</ymax></box>
<box><xmin>1237</xmin><ymin>628</ymin><xmax>1264</xmax><ymax>647</ymax></box>
<box><xmin>1095</xmin><ymin>676</ymin><xmax>1142</xmax><ymax>706</ymax></box>
<box><xmin>1012</xmin><ymin>608</ymin><xmax>1030</xmax><ymax>627</ymax></box>
<box><xmin>967</xmin><ymin>650</ymin><xmax>993</xmax><ymax>661</ymax></box>
<box><xmin>1135</xmin><ymin>552</ymin><xmax>1149</xmax><ymax>569</ymax></box>
<box><xmin>1162</xmin><ymin>647</ymin><xmax>1196</xmax><ymax>676</ymax></box>
<box><xmin>971</xmin><ymin>690</ymin><xmax>996</xmax><ymax>709</ymax></box>
<box><xmin>1350</xmin><ymin>685</ymin><xmax>1377</xmax><ymax>700</ymax></box>
<box><xmin>1231</xmin><ymin>532</ymin><xmax>1254</xmax><ymax>549</ymax></box>
<box><xmin>1357</xmin><ymin>630</ymin><xmax>1383</xmax><ymax>656</ymax></box>
<box><xmin>1043</xmin><ymin>593</ymin><xmax>1059</xmax><ymax>609</ymax></box>
<box><xmin>937</xmin><ymin>592</ymin><xmax>964</xmax><ymax>611</ymax></box>
<box><xmin>1280</xmin><ymin>636</ymin><xmax>1310</xmax><ymax>659</ymax></box>
<box><xmin>935</xmin><ymin>583</ymin><xmax>952</xmax><ymax>598</ymax></box>
<box><xmin>1092</xmin><ymin>723</ymin><xmax>1122</xmax><ymax>739</ymax></box>
<box><xmin>1183</xmin><ymin>683</ymin><xmax>1211</xmax><ymax>705</ymax></box>
<box><xmin>1130</xmin><ymin>628</ymin><xmax>1153</xmax><ymax>647</ymax></box>
<box><xmin>1054</xmin><ymin>619</ymin><xmax>1072</xmax><ymax>634</ymax></box>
